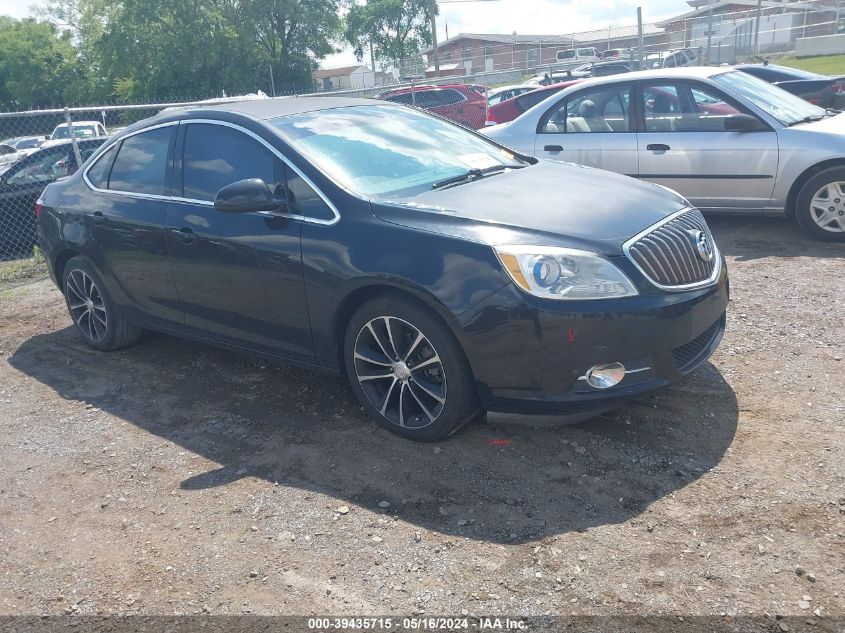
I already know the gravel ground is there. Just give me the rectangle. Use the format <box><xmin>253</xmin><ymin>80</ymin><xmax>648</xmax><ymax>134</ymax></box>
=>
<box><xmin>0</xmin><ymin>216</ymin><xmax>842</xmax><ymax>621</ymax></box>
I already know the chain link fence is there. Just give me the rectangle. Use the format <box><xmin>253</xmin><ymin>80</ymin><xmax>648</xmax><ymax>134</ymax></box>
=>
<box><xmin>1</xmin><ymin>0</ymin><xmax>842</xmax><ymax>268</ymax></box>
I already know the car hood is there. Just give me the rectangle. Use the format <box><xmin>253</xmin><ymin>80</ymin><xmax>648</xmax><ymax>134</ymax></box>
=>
<box><xmin>791</xmin><ymin>112</ymin><xmax>845</xmax><ymax>134</ymax></box>
<box><xmin>371</xmin><ymin>160</ymin><xmax>689</xmax><ymax>255</ymax></box>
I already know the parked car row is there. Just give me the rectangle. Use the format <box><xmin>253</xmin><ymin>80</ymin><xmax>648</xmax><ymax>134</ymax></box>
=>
<box><xmin>11</xmin><ymin>64</ymin><xmax>844</xmax><ymax>443</ymax></box>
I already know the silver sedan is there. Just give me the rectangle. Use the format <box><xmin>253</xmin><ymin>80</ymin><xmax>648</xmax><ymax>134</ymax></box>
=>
<box><xmin>482</xmin><ymin>67</ymin><xmax>845</xmax><ymax>241</ymax></box>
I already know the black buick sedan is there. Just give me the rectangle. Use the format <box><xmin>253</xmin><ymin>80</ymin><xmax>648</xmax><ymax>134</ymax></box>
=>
<box><xmin>38</xmin><ymin>98</ymin><xmax>728</xmax><ymax>441</ymax></box>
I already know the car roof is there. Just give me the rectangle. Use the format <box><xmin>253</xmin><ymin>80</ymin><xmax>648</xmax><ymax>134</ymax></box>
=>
<box><xmin>381</xmin><ymin>84</ymin><xmax>470</xmax><ymax>95</ymax></box>
<box><xmin>566</xmin><ymin>66</ymin><xmax>728</xmax><ymax>88</ymax></box>
<box><xmin>489</xmin><ymin>84</ymin><xmax>527</xmax><ymax>92</ymax></box>
<box><xmin>54</xmin><ymin>120</ymin><xmax>102</xmax><ymax>126</ymax></box>
<box><xmin>165</xmin><ymin>96</ymin><xmax>385</xmax><ymax>120</ymax></box>
<box><xmin>538</xmin><ymin>80</ymin><xmax>582</xmax><ymax>91</ymax></box>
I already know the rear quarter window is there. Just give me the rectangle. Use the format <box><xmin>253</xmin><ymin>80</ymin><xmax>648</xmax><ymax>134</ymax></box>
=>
<box><xmin>86</xmin><ymin>145</ymin><xmax>116</xmax><ymax>189</ymax></box>
<box><xmin>108</xmin><ymin>126</ymin><xmax>173</xmax><ymax>195</ymax></box>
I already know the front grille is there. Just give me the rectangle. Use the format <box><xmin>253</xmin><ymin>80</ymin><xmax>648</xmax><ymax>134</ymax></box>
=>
<box><xmin>671</xmin><ymin>315</ymin><xmax>725</xmax><ymax>373</ymax></box>
<box><xmin>625</xmin><ymin>209</ymin><xmax>717</xmax><ymax>288</ymax></box>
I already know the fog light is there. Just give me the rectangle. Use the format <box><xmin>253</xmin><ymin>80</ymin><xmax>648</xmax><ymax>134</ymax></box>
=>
<box><xmin>585</xmin><ymin>362</ymin><xmax>626</xmax><ymax>389</ymax></box>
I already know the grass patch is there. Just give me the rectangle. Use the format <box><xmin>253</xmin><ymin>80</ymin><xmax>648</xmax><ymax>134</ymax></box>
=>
<box><xmin>776</xmin><ymin>54</ymin><xmax>845</xmax><ymax>75</ymax></box>
<box><xmin>0</xmin><ymin>246</ymin><xmax>49</xmax><ymax>287</ymax></box>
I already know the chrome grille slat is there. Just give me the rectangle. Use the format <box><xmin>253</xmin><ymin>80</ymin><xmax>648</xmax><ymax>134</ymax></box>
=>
<box><xmin>639</xmin><ymin>237</ymin><xmax>675</xmax><ymax>283</ymax></box>
<box><xmin>624</xmin><ymin>208</ymin><xmax>718</xmax><ymax>290</ymax></box>
<box><xmin>662</xmin><ymin>224</ymin><xmax>696</xmax><ymax>280</ymax></box>
<box><xmin>651</xmin><ymin>233</ymin><xmax>686</xmax><ymax>284</ymax></box>
<box><xmin>629</xmin><ymin>246</ymin><xmax>661</xmax><ymax>281</ymax></box>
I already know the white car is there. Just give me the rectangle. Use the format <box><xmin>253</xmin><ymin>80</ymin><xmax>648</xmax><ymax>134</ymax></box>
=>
<box><xmin>555</xmin><ymin>47</ymin><xmax>601</xmax><ymax>65</ymax></box>
<box><xmin>483</xmin><ymin>66</ymin><xmax>845</xmax><ymax>240</ymax></box>
<box><xmin>43</xmin><ymin>121</ymin><xmax>108</xmax><ymax>148</ymax></box>
<box><xmin>486</xmin><ymin>85</ymin><xmax>536</xmax><ymax>105</ymax></box>
<box><xmin>0</xmin><ymin>143</ymin><xmax>21</xmax><ymax>170</ymax></box>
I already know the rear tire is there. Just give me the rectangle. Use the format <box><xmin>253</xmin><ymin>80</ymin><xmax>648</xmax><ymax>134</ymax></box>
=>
<box><xmin>62</xmin><ymin>256</ymin><xmax>142</xmax><ymax>351</ymax></box>
<box><xmin>795</xmin><ymin>167</ymin><xmax>845</xmax><ymax>241</ymax></box>
<box><xmin>343</xmin><ymin>294</ymin><xmax>480</xmax><ymax>441</ymax></box>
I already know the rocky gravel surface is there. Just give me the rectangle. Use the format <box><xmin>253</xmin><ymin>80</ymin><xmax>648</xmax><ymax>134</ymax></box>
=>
<box><xmin>0</xmin><ymin>216</ymin><xmax>842</xmax><ymax>622</ymax></box>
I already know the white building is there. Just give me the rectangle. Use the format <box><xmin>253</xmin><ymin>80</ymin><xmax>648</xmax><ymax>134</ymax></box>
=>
<box><xmin>314</xmin><ymin>65</ymin><xmax>376</xmax><ymax>92</ymax></box>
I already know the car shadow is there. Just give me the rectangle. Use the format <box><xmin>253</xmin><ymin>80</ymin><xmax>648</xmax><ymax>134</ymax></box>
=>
<box><xmin>9</xmin><ymin>326</ymin><xmax>738</xmax><ymax>544</ymax></box>
<box><xmin>706</xmin><ymin>215</ymin><xmax>844</xmax><ymax>261</ymax></box>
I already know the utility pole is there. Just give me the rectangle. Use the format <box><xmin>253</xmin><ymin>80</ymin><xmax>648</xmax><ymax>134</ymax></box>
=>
<box><xmin>637</xmin><ymin>7</ymin><xmax>644</xmax><ymax>66</ymax></box>
<box><xmin>268</xmin><ymin>62</ymin><xmax>276</xmax><ymax>97</ymax></box>
<box><xmin>430</xmin><ymin>0</ymin><xmax>440</xmax><ymax>77</ymax></box>
<box><xmin>753</xmin><ymin>0</ymin><xmax>762</xmax><ymax>55</ymax></box>
<box><xmin>369</xmin><ymin>39</ymin><xmax>376</xmax><ymax>80</ymax></box>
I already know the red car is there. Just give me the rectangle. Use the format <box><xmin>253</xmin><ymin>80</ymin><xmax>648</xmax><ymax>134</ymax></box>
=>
<box><xmin>378</xmin><ymin>84</ymin><xmax>487</xmax><ymax>129</ymax></box>
<box><xmin>485</xmin><ymin>80</ymin><xmax>582</xmax><ymax>127</ymax></box>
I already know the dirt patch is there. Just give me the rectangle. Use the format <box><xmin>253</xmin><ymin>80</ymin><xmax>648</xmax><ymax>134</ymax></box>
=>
<box><xmin>0</xmin><ymin>216</ymin><xmax>842</xmax><ymax>618</ymax></box>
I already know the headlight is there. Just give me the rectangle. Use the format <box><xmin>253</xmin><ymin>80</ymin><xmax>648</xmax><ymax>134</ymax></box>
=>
<box><xmin>495</xmin><ymin>245</ymin><xmax>638</xmax><ymax>300</ymax></box>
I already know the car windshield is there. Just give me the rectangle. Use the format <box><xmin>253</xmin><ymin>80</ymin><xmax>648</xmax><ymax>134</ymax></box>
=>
<box><xmin>52</xmin><ymin>125</ymin><xmax>97</xmax><ymax>139</ymax></box>
<box><xmin>271</xmin><ymin>105</ymin><xmax>525</xmax><ymax>198</ymax></box>
<box><xmin>713</xmin><ymin>70</ymin><xmax>824</xmax><ymax>125</ymax></box>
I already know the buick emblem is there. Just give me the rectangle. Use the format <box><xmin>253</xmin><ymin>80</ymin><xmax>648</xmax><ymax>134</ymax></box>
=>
<box><xmin>688</xmin><ymin>230</ymin><xmax>714</xmax><ymax>263</ymax></box>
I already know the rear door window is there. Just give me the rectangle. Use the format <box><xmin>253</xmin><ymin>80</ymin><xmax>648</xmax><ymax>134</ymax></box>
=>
<box><xmin>108</xmin><ymin>126</ymin><xmax>174</xmax><ymax>195</ymax></box>
<box><xmin>541</xmin><ymin>84</ymin><xmax>631</xmax><ymax>133</ymax></box>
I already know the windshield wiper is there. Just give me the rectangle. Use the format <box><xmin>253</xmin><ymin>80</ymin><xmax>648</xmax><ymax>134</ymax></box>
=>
<box><xmin>787</xmin><ymin>113</ymin><xmax>829</xmax><ymax>127</ymax></box>
<box><xmin>430</xmin><ymin>164</ymin><xmax>523</xmax><ymax>190</ymax></box>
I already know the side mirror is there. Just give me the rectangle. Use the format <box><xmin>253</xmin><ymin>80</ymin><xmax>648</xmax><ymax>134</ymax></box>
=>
<box><xmin>214</xmin><ymin>178</ymin><xmax>286</xmax><ymax>213</ymax></box>
<box><xmin>724</xmin><ymin>113</ymin><xmax>760</xmax><ymax>132</ymax></box>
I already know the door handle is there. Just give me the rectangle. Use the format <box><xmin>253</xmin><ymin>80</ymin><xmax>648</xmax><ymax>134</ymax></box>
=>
<box><xmin>173</xmin><ymin>227</ymin><xmax>196</xmax><ymax>244</ymax></box>
<box><xmin>647</xmin><ymin>143</ymin><xmax>671</xmax><ymax>151</ymax></box>
<box><xmin>91</xmin><ymin>211</ymin><xmax>106</xmax><ymax>224</ymax></box>
<box><xmin>544</xmin><ymin>145</ymin><xmax>563</xmax><ymax>152</ymax></box>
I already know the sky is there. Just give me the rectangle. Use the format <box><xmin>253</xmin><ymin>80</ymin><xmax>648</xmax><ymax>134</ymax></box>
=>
<box><xmin>1</xmin><ymin>0</ymin><xmax>693</xmax><ymax>69</ymax></box>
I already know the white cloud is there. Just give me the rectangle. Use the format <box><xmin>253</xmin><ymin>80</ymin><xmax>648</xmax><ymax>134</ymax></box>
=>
<box><xmin>0</xmin><ymin>0</ymin><xmax>38</xmax><ymax>19</ymax></box>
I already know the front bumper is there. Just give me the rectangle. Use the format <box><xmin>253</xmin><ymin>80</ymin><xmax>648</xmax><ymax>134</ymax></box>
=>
<box><xmin>457</xmin><ymin>259</ymin><xmax>729</xmax><ymax>415</ymax></box>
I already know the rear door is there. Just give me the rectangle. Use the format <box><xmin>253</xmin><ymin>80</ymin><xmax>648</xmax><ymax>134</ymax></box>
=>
<box><xmin>84</xmin><ymin>124</ymin><xmax>183</xmax><ymax>325</ymax></box>
<box><xmin>166</xmin><ymin>121</ymin><xmax>314</xmax><ymax>360</ymax></box>
<box><xmin>635</xmin><ymin>80</ymin><xmax>778</xmax><ymax>211</ymax></box>
<box><xmin>533</xmin><ymin>81</ymin><xmax>639</xmax><ymax>175</ymax></box>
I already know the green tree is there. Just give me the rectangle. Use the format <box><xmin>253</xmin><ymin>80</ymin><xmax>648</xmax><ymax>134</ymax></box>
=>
<box><xmin>247</xmin><ymin>0</ymin><xmax>343</xmax><ymax>94</ymax></box>
<box><xmin>0</xmin><ymin>17</ymin><xmax>89</xmax><ymax>110</ymax></box>
<box><xmin>345</xmin><ymin>0</ymin><xmax>436</xmax><ymax>69</ymax></box>
<box><xmin>41</xmin><ymin>0</ymin><xmax>343</xmax><ymax>101</ymax></box>
<box><xmin>87</xmin><ymin>0</ymin><xmax>268</xmax><ymax>102</ymax></box>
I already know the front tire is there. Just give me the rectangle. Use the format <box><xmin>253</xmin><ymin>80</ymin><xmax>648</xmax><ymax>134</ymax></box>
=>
<box><xmin>344</xmin><ymin>295</ymin><xmax>480</xmax><ymax>441</ymax></box>
<box><xmin>795</xmin><ymin>167</ymin><xmax>845</xmax><ymax>241</ymax></box>
<box><xmin>62</xmin><ymin>256</ymin><xmax>142</xmax><ymax>351</ymax></box>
